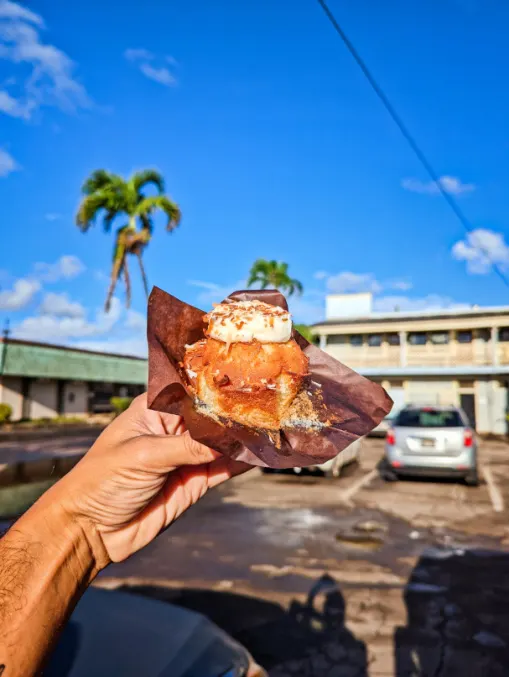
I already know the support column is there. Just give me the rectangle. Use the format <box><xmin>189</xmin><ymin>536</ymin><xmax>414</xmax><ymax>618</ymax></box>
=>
<box><xmin>319</xmin><ymin>334</ymin><xmax>327</xmax><ymax>350</ymax></box>
<box><xmin>399</xmin><ymin>331</ymin><xmax>407</xmax><ymax>367</ymax></box>
<box><xmin>492</xmin><ymin>326</ymin><xmax>499</xmax><ymax>366</ymax></box>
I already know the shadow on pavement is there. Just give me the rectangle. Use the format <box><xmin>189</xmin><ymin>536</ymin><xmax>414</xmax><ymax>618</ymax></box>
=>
<box><xmin>121</xmin><ymin>573</ymin><xmax>368</xmax><ymax>676</ymax></box>
<box><xmin>395</xmin><ymin>549</ymin><xmax>509</xmax><ymax>677</ymax></box>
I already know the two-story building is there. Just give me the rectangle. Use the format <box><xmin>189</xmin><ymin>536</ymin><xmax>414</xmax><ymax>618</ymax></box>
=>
<box><xmin>312</xmin><ymin>293</ymin><xmax>509</xmax><ymax>434</ymax></box>
<box><xmin>0</xmin><ymin>338</ymin><xmax>146</xmax><ymax>420</ymax></box>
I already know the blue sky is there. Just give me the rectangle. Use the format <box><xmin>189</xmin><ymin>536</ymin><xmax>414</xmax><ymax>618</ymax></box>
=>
<box><xmin>1</xmin><ymin>0</ymin><xmax>509</xmax><ymax>356</ymax></box>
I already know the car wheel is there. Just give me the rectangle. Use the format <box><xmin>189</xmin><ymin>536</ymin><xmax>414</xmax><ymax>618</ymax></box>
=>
<box><xmin>382</xmin><ymin>469</ymin><xmax>398</xmax><ymax>482</ymax></box>
<box><xmin>465</xmin><ymin>468</ymin><xmax>480</xmax><ymax>487</ymax></box>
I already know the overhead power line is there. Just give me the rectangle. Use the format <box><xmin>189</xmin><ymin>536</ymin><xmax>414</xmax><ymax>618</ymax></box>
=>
<box><xmin>315</xmin><ymin>0</ymin><xmax>509</xmax><ymax>290</ymax></box>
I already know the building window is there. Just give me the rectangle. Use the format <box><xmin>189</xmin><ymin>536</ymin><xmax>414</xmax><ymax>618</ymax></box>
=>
<box><xmin>327</xmin><ymin>335</ymin><xmax>347</xmax><ymax>345</ymax></box>
<box><xmin>367</xmin><ymin>334</ymin><xmax>382</xmax><ymax>347</ymax></box>
<box><xmin>430</xmin><ymin>332</ymin><xmax>449</xmax><ymax>345</ymax></box>
<box><xmin>499</xmin><ymin>328</ymin><xmax>509</xmax><ymax>342</ymax></box>
<box><xmin>457</xmin><ymin>330</ymin><xmax>472</xmax><ymax>344</ymax></box>
<box><xmin>477</xmin><ymin>329</ymin><xmax>490</xmax><ymax>342</ymax></box>
<box><xmin>387</xmin><ymin>333</ymin><xmax>400</xmax><ymax>346</ymax></box>
<box><xmin>350</xmin><ymin>335</ymin><xmax>363</xmax><ymax>347</ymax></box>
<box><xmin>408</xmin><ymin>332</ymin><xmax>427</xmax><ymax>346</ymax></box>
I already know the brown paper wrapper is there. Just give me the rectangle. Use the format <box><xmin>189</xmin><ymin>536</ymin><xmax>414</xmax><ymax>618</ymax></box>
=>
<box><xmin>147</xmin><ymin>287</ymin><xmax>393</xmax><ymax>469</ymax></box>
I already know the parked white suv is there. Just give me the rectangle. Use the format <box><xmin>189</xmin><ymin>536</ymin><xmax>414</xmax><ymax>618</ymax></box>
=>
<box><xmin>383</xmin><ymin>405</ymin><xmax>479</xmax><ymax>486</ymax></box>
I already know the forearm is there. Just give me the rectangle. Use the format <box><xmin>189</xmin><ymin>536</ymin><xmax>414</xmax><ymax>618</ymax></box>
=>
<box><xmin>0</xmin><ymin>488</ymin><xmax>100</xmax><ymax>677</ymax></box>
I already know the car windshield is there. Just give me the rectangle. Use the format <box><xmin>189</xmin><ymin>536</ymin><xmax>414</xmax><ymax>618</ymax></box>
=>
<box><xmin>396</xmin><ymin>409</ymin><xmax>463</xmax><ymax>427</ymax></box>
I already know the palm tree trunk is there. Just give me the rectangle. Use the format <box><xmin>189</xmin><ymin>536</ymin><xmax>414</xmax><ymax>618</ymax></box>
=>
<box><xmin>137</xmin><ymin>251</ymin><xmax>149</xmax><ymax>299</ymax></box>
<box><xmin>123</xmin><ymin>260</ymin><xmax>132</xmax><ymax>308</ymax></box>
<box><xmin>105</xmin><ymin>256</ymin><xmax>123</xmax><ymax>312</ymax></box>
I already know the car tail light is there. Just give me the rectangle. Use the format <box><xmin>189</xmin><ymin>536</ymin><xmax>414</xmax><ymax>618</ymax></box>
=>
<box><xmin>464</xmin><ymin>428</ymin><xmax>473</xmax><ymax>447</ymax></box>
<box><xmin>386</xmin><ymin>429</ymin><xmax>395</xmax><ymax>445</ymax></box>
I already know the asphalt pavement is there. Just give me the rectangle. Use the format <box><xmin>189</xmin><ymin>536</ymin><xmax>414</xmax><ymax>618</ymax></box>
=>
<box><xmin>3</xmin><ymin>433</ymin><xmax>509</xmax><ymax>675</ymax></box>
<box><xmin>98</xmin><ymin>437</ymin><xmax>509</xmax><ymax>676</ymax></box>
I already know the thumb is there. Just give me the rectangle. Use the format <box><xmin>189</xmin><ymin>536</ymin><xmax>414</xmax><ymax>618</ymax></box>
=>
<box><xmin>136</xmin><ymin>431</ymin><xmax>222</xmax><ymax>472</ymax></box>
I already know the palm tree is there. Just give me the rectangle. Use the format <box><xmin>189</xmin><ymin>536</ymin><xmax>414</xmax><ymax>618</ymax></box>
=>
<box><xmin>76</xmin><ymin>169</ymin><xmax>181</xmax><ymax>311</ymax></box>
<box><xmin>247</xmin><ymin>259</ymin><xmax>303</xmax><ymax>296</ymax></box>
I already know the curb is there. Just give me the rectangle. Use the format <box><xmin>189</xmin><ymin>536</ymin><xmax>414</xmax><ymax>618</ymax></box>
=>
<box><xmin>0</xmin><ymin>425</ymin><xmax>105</xmax><ymax>444</ymax></box>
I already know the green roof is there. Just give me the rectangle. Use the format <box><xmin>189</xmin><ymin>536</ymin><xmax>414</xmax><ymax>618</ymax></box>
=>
<box><xmin>0</xmin><ymin>339</ymin><xmax>147</xmax><ymax>384</ymax></box>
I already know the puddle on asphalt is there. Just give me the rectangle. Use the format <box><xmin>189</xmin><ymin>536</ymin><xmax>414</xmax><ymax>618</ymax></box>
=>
<box><xmin>335</xmin><ymin>533</ymin><xmax>385</xmax><ymax>551</ymax></box>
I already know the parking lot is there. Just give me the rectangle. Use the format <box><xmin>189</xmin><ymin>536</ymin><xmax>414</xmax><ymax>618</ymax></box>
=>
<box><xmin>91</xmin><ymin>436</ymin><xmax>509</xmax><ymax>676</ymax></box>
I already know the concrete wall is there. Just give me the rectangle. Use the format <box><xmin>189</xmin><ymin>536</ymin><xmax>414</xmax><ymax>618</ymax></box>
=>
<box><xmin>29</xmin><ymin>379</ymin><xmax>58</xmax><ymax>419</ymax></box>
<box><xmin>405</xmin><ymin>379</ymin><xmax>458</xmax><ymax>407</ymax></box>
<box><xmin>476</xmin><ymin>379</ymin><xmax>507</xmax><ymax>434</ymax></box>
<box><xmin>63</xmin><ymin>381</ymin><xmax>88</xmax><ymax>416</ymax></box>
<box><xmin>0</xmin><ymin>376</ymin><xmax>23</xmax><ymax>421</ymax></box>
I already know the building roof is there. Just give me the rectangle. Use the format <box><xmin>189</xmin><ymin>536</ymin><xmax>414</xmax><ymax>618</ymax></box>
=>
<box><xmin>0</xmin><ymin>338</ymin><xmax>147</xmax><ymax>384</ymax></box>
<box><xmin>0</xmin><ymin>337</ymin><xmax>146</xmax><ymax>361</ymax></box>
<box><xmin>313</xmin><ymin>304</ymin><xmax>509</xmax><ymax>327</ymax></box>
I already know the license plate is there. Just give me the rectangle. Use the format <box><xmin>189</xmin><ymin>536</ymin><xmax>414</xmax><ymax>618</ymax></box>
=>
<box><xmin>421</xmin><ymin>438</ymin><xmax>436</xmax><ymax>448</ymax></box>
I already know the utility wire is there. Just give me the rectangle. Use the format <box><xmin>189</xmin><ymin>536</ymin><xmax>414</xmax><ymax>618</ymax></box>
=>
<box><xmin>316</xmin><ymin>0</ymin><xmax>509</xmax><ymax>289</ymax></box>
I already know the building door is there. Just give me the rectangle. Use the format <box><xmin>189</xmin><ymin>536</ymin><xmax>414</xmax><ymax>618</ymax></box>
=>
<box><xmin>21</xmin><ymin>377</ymin><xmax>31</xmax><ymax>419</ymax></box>
<box><xmin>460</xmin><ymin>393</ymin><xmax>476</xmax><ymax>429</ymax></box>
<box><xmin>387</xmin><ymin>387</ymin><xmax>405</xmax><ymax>418</ymax></box>
<box><xmin>57</xmin><ymin>380</ymin><xmax>65</xmax><ymax>415</ymax></box>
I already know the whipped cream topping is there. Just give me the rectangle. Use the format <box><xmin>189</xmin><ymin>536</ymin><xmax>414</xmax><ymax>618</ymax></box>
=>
<box><xmin>205</xmin><ymin>300</ymin><xmax>292</xmax><ymax>344</ymax></box>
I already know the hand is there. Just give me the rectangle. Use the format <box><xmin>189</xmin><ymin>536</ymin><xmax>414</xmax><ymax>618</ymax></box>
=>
<box><xmin>49</xmin><ymin>394</ymin><xmax>249</xmax><ymax>569</ymax></box>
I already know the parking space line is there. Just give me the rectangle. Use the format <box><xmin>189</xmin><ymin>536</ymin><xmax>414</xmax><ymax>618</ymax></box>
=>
<box><xmin>341</xmin><ymin>468</ymin><xmax>379</xmax><ymax>504</ymax></box>
<box><xmin>481</xmin><ymin>465</ymin><xmax>504</xmax><ymax>513</ymax></box>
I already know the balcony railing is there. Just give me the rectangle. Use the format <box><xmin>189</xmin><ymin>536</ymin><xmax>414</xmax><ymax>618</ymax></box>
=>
<box><xmin>325</xmin><ymin>338</ymin><xmax>500</xmax><ymax>368</ymax></box>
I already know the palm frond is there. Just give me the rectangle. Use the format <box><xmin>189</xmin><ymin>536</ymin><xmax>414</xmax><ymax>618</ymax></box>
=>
<box><xmin>81</xmin><ymin>170</ymin><xmax>124</xmax><ymax>195</ymax></box>
<box><xmin>131</xmin><ymin>169</ymin><xmax>165</xmax><ymax>195</ymax></box>
<box><xmin>76</xmin><ymin>192</ymin><xmax>111</xmax><ymax>232</ymax></box>
<box><xmin>291</xmin><ymin>278</ymin><xmax>304</xmax><ymax>295</ymax></box>
<box><xmin>135</xmin><ymin>195</ymin><xmax>181</xmax><ymax>231</ymax></box>
<box><xmin>247</xmin><ymin>259</ymin><xmax>271</xmax><ymax>282</ymax></box>
<box><xmin>247</xmin><ymin>259</ymin><xmax>303</xmax><ymax>296</ymax></box>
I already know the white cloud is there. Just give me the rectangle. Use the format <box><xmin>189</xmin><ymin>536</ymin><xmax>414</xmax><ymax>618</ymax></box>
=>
<box><xmin>93</xmin><ymin>269</ymin><xmax>109</xmax><ymax>283</ymax></box>
<box><xmin>44</xmin><ymin>212</ymin><xmax>61</xmax><ymax>221</ymax></box>
<box><xmin>316</xmin><ymin>271</ymin><xmax>412</xmax><ymax>294</ymax></box>
<box><xmin>187</xmin><ymin>279</ymin><xmax>249</xmax><ymax>306</ymax></box>
<box><xmin>288</xmin><ymin>291</ymin><xmax>325</xmax><ymax>324</ymax></box>
<box><xmin>124</xmin><ymin>47</ymin><xmax>177</xmax><ymax>87</ymax></box>
<box><xmin>0</xmin><ymin>277</ymin><xmax>40</xmax><ymax>310</ymax></box>
<box><xmin>72</xmin><ymin>336</ymin><xmax>148</xmax><ymax>358</ymax></box>
<box><xmin>39</xmin><ymin>292</ymin><xmax>85</xmax><ymax>318</ymax></box>
<box><xmin>0</xmin><ymin>0</ymin><xmax>92</xmax><ymax>120</ymax></box>
<box><xmin>124</xmin><ymin>48</ymin><xmax>153</xmax><ymax>62</ymax></box>
<box><xmin>34</xmin><ymin>255</ymin><xmax>85</xmax><ymax>282</ymax></box>
<box><xmin>401</xmin><ymin>175</ymin><xmax>475</xmax><ymax>195</ymax></box>
<box><xmin>373</xmin><ymin>294</ymin><xmax>467</xmax><ymax>313</ymax></box>
<box><xmin>139</xmin><ymin>62</ymin><xmax>176</xmax><ymax>86</ymax></box>
<box><xmin>386</xmin><ymin>279</ymin><xmax>412</xmax><ymax>291</ymax></box>
<box><xmin>14</xmin><ymin>297</ymin><xmax>122</xmax><ymax>341</ymax></box>
<box><xmin>125</xmin><ymin>309</ymin><xmax>146</xmax><ymax>331</ymax></box>
<box><xmin>0</xmin><ymin>147</ymin><xmax>19</xmax><ymax>176</ymax></box>
<box><xmin>0</xmin><ymin>0</ymin><xmax>43</xmax><ymax>25</ymax></box>
<box><xmin>452</xmin><ymin>228</ymin><xmax>509</xmax><ymax>275</ymax></box>
<box><xmin>186</xmin><ymin>279</ymin><xmax>324</xmax><ymax>324</ymax></box>
<box><xmin>326</xmin><ymin>271</ymin><xmax>382</xmax><ymax>294</ymax></box>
